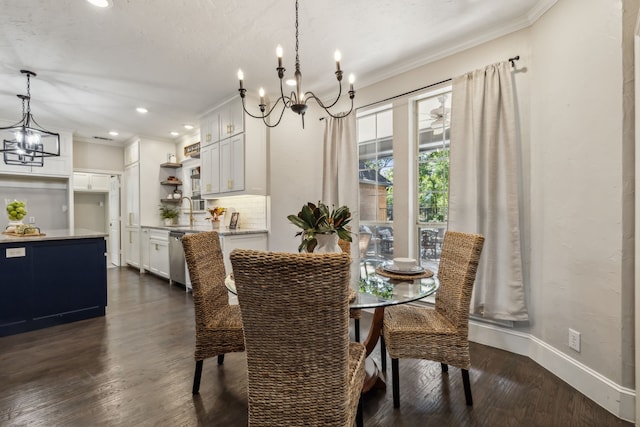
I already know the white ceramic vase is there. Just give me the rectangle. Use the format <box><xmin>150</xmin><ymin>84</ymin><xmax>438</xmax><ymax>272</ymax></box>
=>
<box><xmin>313</xmin><ymin>232</ymin><xmax>341</xmax><ymax>253</ymax></box>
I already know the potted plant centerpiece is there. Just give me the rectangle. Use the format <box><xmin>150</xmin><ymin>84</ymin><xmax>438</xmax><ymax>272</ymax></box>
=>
<box><xmin>287</xmin><ymin>201</ymin><xmax>352</xmax><ymax>253</ymax></box>
<box><xmin>159</xmin><ymin>204</ymin><xmax>180</xmax><ymax>226</ymax></box>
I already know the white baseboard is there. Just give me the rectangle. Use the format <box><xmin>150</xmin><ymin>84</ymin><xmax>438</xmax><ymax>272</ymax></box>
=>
<box><xmin>469</xmin><ymin>321</ymin><xmax>635</xmax><ymax>423</ymax></box>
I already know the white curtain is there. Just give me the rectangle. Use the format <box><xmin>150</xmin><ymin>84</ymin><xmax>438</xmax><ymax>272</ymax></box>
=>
<box><xmin>449</xmin><ymin>61</ymin><xmax>528</xmax><ymax>321</ymax></box>
<box><xmin>322</xmin><ymin>115</ymin><xmax>358</xmax><ymax>209</ymax></box>
<box><xmin>322</xmin><ymin>115</ymin><xmax>359</xmax><ymax>277</ymax></box>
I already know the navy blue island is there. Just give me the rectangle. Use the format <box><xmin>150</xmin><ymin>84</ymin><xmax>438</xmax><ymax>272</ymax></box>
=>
<box><xmin>0</xmin><ymin>229</ymin><xmax>108</xmax><ymax>337</ymax></box>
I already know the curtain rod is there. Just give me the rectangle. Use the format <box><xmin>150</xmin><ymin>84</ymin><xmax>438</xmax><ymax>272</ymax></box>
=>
<box><xmin>320</xmin><ymin>55</ymin><xmax>519</xmax><ymax>119</ymax></box>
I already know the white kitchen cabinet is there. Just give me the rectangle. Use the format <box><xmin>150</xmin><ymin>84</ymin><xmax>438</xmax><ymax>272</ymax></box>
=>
<box><xmin>200</xmin><ymin>142</ymin><xmax>220</xmax><ymax>197</ymax></box>
<box><xmin>141</xmin><ymin>227</ymin><xmax>150</xmax><ymax>270</ymax></box>
<box><xmin>218</xmin><ymin>96</ymin><xmax>244</xmax><ymax>139</ymax></box>
<box><xmin>124</xmin><ymin>140</ymin><xmax>139</xmax><ymax>166</ymax></box>
<box><xmin>73</xmin><ymin>172</ymin><xmax>110</xmax><ymax>192</ymax></box>
<box><xmin>124</xmin><ymin>163</ymin><xmax>140</xmax><ymax>227</ymax></box>
<box><xmin>220</xmin><ymin>232</ymin><xmax>268</xmax><ymax>274</ymax></box>
<box><xmin>220</xmin><ymin>135</ymin><xmax>244</xmax><ymax>193</ymax></box>
<box><xmin>198</xmin><ymin>95</ymin><xmax>267</xmax><ymax>198</ymax></box>
<box><xmin>200</xmin><ymin>112</ymin><xmax>220</xmax><ymax>145</ymax></box>
<box><xmin>123</xmin><ymin>138</ymin><xmax>176</xmax><ymax>270</ymax></box>
<box><xmin>148</xmin><ymin>229</ymin><xmax>169</xmax><ymax>279</ymax></box>
<box><xmin>124</xmin><ymin>226</ymin><xmax>140</xmax><ymax>268</ymax></box>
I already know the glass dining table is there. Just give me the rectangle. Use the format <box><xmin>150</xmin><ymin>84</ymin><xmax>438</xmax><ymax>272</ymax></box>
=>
<box><xmin>224</xmin><ymin>258</ymin><xmax>439</xmax><ymax>393</ymax></box>
<box><xmin>351</xmin><ymin>258</ymin><xmax>439</xmax><ymax>391</ymax></box>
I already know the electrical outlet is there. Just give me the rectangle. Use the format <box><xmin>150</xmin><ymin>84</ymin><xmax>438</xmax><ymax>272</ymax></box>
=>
<box><xmin>29</xmin><ymin>216</ymin><xmax>35</xmax><ymax>224</ymax></box>
<box><xmin>569</xmin><ymin>328</ymin><xmax>581</xmax><ymax>352</ymax></box>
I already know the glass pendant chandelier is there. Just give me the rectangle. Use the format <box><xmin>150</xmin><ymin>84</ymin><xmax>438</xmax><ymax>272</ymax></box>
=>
<box><xmin>237</xmin><ymin>0</ymin><xmax>355</xmax><ymax>128</ymax></box>
<box><xmin>0</xmin><ymin>70</ymin><xmax>60</xmax><ymax>167</ymax></box>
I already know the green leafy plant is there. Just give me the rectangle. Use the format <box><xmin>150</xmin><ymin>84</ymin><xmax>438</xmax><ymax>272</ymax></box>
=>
<box><xmin>159</xmin><ymin>204</ymin><xmax>180</xmax><ymax>220</ymax></box>
<box><xmin>287</xmin><ymin>201</ymin><xmax>352</xmax><ymax>252</ymax></box>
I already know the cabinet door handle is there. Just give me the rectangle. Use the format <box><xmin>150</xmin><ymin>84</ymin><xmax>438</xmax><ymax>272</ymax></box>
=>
<box><xmin>206</xmin><ymin>133</ymin><xmax>212</xmax><ymax>142</ymax></box>
<box><xmin>206</xmin><ymin>183</ymin><xmax>211</xmax><ymax>192</ymax></box>
<box><xmin>228</xmin><ymin>180</ymin><xmax>233</xmax><ymax>189</ymax></box>
<box><xmin>227</xmin><ymin>124</ymin><xmax>233</xmax><ymax>135</ymax></box>
<box><xmin>128</xmin><ymin>213</ymin><xmax>133</xmax><ymax>225</ymax></box>
<box><xmin>129</xmin><ymin>231</ymin><xmax>132</xmax><ymax>244</ymax></box>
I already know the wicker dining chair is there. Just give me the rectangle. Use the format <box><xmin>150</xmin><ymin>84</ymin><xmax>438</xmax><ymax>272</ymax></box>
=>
<box><xmin>182</xmin><ymin>231</ymin><xmax>245</xmax><ymax>394</ymax></box>
<box><xmin>382</xmin><ymin>231</ymin><xmax>485</xmax><ymax>407</ymax></box>
<box><xmin>230</xmin><ymin>249</ymin><xmax>366</xmax><ymax>427</ymax></box>
<box><xmin>338</xmin><ymin>238</ymin><xmax>362</xmax><ymax>342</ymax></box>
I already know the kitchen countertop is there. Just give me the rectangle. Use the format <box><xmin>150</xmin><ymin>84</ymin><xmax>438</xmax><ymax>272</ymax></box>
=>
<box><xmin>142</xmin><ymin>224</ymin><xmax>268</xmax><ymax>235</ymax></box>
<box><xmin>0</xmin><ymin>228</ymin><xmax>108</xmax><ymax>243</ymax></box>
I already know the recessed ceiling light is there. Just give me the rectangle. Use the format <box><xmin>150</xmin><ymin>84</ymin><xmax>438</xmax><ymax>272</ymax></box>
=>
<box><xmin>87</xmin><ymin>0</ymin><xmax>112</xmax><ymax>8</ymax></box>
<box><xmin>109</xmin><ymin>131</ymin><xmax>119</xmax><ymax>136</ymax></box>
<box><xmin>183</xmin><ymin>124</ymin><xmax>194</xmax><ymax>130</ymax></box>
<box><xmin>285</xmin><ymin>79</ymin><xmax>296</xmax><ymax>86</ymax></box>
<box><xmin>170</xmin><ymin>131</ymin><xmax>179</xmax><ymax>137</ymax></box>
<box><xmin>136</xmin><ymin>107</ymin><xmax>148</xmax><ymax>114</ymax></box>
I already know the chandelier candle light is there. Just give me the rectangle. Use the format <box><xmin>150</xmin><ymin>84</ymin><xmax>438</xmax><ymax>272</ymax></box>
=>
<box><xmin>237</xmin><ymin>0</ymin><xmax>355</xmax><ymax>128</ymax></box>
<box><xmin>0</xmin><ymin>70</ymin><xmax>60</xmax><ymax>167</ymax></box>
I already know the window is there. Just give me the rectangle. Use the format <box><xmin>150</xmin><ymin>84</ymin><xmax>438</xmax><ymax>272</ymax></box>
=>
<box><xmin>357</xmin><ymin>105</ymin><xmax>394</xmax><ymax>260</ymax></box>
<box><xmin>416</xmin><ymin>89</ymin><xmax>451</xmax><ymax>272</ymax></box>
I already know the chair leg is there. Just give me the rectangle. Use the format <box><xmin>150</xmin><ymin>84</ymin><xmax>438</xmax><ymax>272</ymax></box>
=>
<box><xmin>441</xmin><ymin>362</ymin><xmax>448</xmax><ymax>372</ymax></box>
<box><xmin>217</xmin><ymin>354</ymin><xmax>225</xmax><ymax>365</ymax></box>
<box><xmin>380</xmin><ymin>336</ymin><xmax>387</xmax><ymax>371</ymax></box>
<box><xmin>354</xmin><ymin>318</ymin><xmax>360</xmax><ymax>342</ymax></box>
<box><xmin>356</xmin><ymin>395</ymin><xmax>364</xmax><ymax>427</ymax></box>
<box><xmin>462</xmin><ymin>369</ymin><xmax>473</xmax><ymax>406</ymax></box>
<box><xmin>391</xmin><ymin>358</ymin><xmax>400</xmax><ymax>408</ymax></box>
<box><xmin>192</xmin><ymin>360</ymin><xmax>203</xmax><ymax>394</ymax></box>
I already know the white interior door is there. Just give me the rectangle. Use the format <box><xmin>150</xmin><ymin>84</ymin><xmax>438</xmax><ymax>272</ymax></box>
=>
<box><xmin>109</xmin><ymin>175</ymin><xmax>121</xmax><ymax>267</ymax></box>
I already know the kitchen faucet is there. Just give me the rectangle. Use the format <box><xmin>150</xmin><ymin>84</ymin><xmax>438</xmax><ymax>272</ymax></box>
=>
<box><xmin>179</xmin><ymin>196</ymin><xmax>195</xmax><ymax>227</ymax></box>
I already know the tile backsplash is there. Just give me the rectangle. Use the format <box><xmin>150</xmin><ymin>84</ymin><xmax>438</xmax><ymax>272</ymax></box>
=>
<box><xmin>208</xmin><ymin>195</ymin><xmax>267</xmax><ymax>229</ymax></box>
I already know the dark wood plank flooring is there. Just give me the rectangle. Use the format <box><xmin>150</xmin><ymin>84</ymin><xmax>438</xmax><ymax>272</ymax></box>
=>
<box><xmin>0</xmin><ymin>267</ymin><xmax>632</xmax><ymax>426</ymax></box>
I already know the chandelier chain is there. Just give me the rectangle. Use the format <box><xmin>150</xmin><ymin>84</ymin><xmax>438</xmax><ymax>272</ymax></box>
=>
<box><xmin>295</xmin><ymin>0</ymin><xmax>299</xmax><ymax>68</ymax></box>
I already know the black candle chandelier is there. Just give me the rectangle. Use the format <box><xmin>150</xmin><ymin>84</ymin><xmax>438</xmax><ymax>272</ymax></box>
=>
<box><xmin>237</xmin><ymin>0</ymin><xmax>355</xmax><ymax>128</ymax></box>
<box><xmin>0</xmin><ymin>70</ymin><xmax>60</xmax><ymax>167</ymax></box>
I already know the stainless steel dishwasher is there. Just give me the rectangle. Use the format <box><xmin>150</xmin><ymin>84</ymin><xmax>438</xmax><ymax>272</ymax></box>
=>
<box><xmin>169</xmin><ymin>231</ymin><xmax>187</xmax><ymax>285</ymax></box>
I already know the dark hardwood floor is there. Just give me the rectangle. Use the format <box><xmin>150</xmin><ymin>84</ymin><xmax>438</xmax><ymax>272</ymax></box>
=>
<box><xmin>0</xmin><ymin>267</ymin><xmax>632</xmax><ymax>426</ymax></box>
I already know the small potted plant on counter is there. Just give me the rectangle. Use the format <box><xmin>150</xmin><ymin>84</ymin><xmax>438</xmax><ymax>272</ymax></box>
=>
<box><xmin>207</xmin><ymin>207</ymin><xmax>226</xmax><ymax>229</ymax></box>
<box><xmin>159</xmin><ymin>205</ymin><xmax>180</xmax><ymax>226</ymax></box>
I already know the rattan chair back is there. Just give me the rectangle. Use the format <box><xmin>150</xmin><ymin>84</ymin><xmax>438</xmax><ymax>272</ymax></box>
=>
<box><xmin>182</xmin><ymin>231</ymin><xmax>245</xmax><ymax>396</ymax></box>
<box><xmin>182</xmin><ymin>231</ymin><xmax>229</xmax><ymax>331</ymax></box>
<box><xmin>230</xmin><ymin>249</ymin><xmax>362</xmax><ymax>426</ymax></box>
<box><xmin>435</xmin><ymin>231</ymin><xmax>485</xmax><ymax>334</ymax></box>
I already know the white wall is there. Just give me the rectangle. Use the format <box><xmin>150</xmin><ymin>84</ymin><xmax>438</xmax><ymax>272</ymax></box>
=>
<box><xmin>264</xmin><ymin>0</ymin><xmax>635</xmax><ymax>418</ymax></box>
<box><xmin>73</xmin><ymin>139</ymin><xmax>124</xmax><ymax>172</ymax></box>
<box><xmin>269</xmin><ymin>107</ymin><xmax>326</xmax><ymax>252</ymax></box>
<box><xmin>74</xmin><ymin>192</ymin><xmax>107</xmax><ymax>232</ymax></box>
<box><xmin>531</xmin><ymin>0</ymin><xmax>628</xmax><ymax>386</ymax></box>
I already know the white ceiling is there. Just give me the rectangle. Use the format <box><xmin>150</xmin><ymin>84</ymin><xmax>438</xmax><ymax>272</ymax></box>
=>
<box><xmin>0</xmin><ymin>0</ymin><xmax>555</xmax><ymax>145</ymax></box>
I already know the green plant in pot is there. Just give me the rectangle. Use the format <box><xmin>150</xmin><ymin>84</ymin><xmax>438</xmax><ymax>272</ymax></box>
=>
<box><xmin>159</xmin><ymin>204</ymin><xmax>180</xmax><ymax>225</ymax></box>
<box><xmin>287</xmin><ymin>201</ymin><xmax>352</xmax><ymax>252</ymax></box>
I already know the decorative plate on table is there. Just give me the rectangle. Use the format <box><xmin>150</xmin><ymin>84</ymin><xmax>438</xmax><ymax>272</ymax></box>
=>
<box><xmin>382</xmin><ymin>262</ymin><xmax>425</xmax><ymax>275</ymax></box>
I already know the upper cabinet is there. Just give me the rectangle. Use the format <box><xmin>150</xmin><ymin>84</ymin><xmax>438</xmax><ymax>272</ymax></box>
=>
<box><xmin>73</xmin><ymin>172</ymin><xmax>110</xmax><ymax>192</ymax></box>
<box><xmin>220</xmin><ymin>135</ymin><xmax>244</xmax><ymax>193</ymax></box>
<box><xmin>200</xmin><ymin>95</ymin><xmax>267</xmax><ymax>198</ymax></box>
<box><xmin>218</xmin><ymin>97</ymin><xmax>244</xmax><ymax>140</ymax></box>
<box><xmin>124</xmin><ymin>140</ymin><xmax>139</xmax><ymax>166</ymax></box>
<box><xmin>200</xmin><ymin>142</ymin><xmax>220</xmax><ymax>196</ymax></box>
